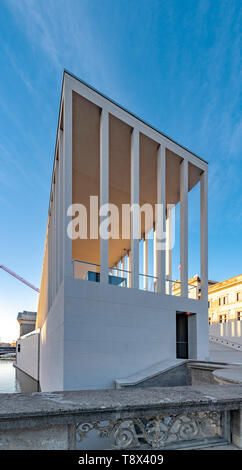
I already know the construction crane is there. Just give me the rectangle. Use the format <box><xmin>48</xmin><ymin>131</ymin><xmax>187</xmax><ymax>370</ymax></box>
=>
<box><xmin>0</xmin><ymin>265</ymin><xmax>40</xmax><ymax>293</ymax></box>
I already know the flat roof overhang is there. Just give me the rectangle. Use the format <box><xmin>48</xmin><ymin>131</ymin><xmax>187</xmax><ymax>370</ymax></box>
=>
<box><xmin>71</xmin><ymin>89</ymin><xmax>204</xmax><ymax>267</ymax></box>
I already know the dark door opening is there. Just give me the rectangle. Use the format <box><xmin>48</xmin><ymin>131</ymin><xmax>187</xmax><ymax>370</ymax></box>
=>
<box><xmin>176</xmin><ymin>313</ymin><xmax>188</xmax><ymax>359</ymax></box>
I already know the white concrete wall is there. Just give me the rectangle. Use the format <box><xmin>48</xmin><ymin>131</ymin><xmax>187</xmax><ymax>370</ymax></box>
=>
<box><xmin>57</xmin><ymin>278</ymin><xmax>208</xmax><ymax>392</ymax></box>
<box><xmin>16</xmin><ymin>330</ymin><xmax>40</xmax><ymax>381</ymax></box>
<box><xmin>36</xmin><ymin>276</ymin><xmax>209</xmax><ymax>392</ymax></box>
<box><xmin>209</xmin><ymin>321</ymin><xmax>242</xmax><ymax>346</ymax></box>
<box><xmin>36</xmin><ymin>276</ymin><xmax>208</xmax><ymax>392</ymax></box>
<box><xmin>39</xmin><ymin>282</ymin><xmax>64</xmax><ymax>391</ymax></box>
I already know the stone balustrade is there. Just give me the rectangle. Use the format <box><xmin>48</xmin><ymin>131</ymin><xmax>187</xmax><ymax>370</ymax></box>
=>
<box><xmin>0</xmin><ymin>385</ymin><xmax>242</xmax><ymax>449</ymax></box>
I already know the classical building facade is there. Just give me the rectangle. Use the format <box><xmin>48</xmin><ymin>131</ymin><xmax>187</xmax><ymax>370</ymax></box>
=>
<box><xmin>16</xmin><ymin>71</ymin><xmax>209</xmax><ymax>391</ymax></box>
<box><xmin>17</xmin><ymin>311</ymin><xmax>37</xmax><ymax>337</ymax></box>
<box><xmin>208</xmin><ymin>275</ymin><xmax>242</xmax><ymax>324</ymax></box>
<box><xmin>172</xmin><ymin>275</ymin><xmax>216</xmax><ymax>300</ymax></box>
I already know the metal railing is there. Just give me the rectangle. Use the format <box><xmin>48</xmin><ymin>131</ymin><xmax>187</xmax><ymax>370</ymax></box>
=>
<box><xmin>139</xmin><ymin>273</ymin><xmax>157</xmax><ymax>292</ymax></box>
<box><xmin>0</xmin><ymin>385</ymin><xmax>238</xmax><ymax>450</ymax></box>
<box><xmin>167</xmin><ymin>278</ymin><xmax>198</xmax><ymax>298</ymax></box>
<box><xmin>73</xmin><ymin>260</ymin><xmax>198</xmax><ymax>298</ymax></box>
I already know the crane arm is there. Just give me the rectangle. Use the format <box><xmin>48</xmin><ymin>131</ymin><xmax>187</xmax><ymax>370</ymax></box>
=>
<box><xmin>0</xmin><ymin>265</ymin><xmax>40</xmax><ymax>293</ymax></box>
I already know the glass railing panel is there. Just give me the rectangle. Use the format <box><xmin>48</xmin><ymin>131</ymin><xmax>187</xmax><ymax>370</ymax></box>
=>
<box><xmin>73</xmin><ymin>260</ymin><xmax>199</xmax><ymax>299</ymax></box>
<box><xmin>188</xmin><ymin>284</ymin><xmax>198</xmax><ymax>299</ymax></box>
<box><xmin>139</xmin><ymin>274</ymin><xmax>157</xmax><ymax>293</ymax></box>
<box><xmin>109</xmin><ymin>267</ymin><xmax>129</xmax><ymax>288</ymax></box>
<box><xmin>166</xmin><ymin>279</ymin><xmax>181</xmax><ymax>296</ymax></box>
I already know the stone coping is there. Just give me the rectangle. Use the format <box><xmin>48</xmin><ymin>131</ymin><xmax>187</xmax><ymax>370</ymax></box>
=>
<box><xmin>115</xmin><ymin>358</ymin><xmax>187</xmax><ymax>387</ymax></box>
<box><xmin>1</xmin><ymin>385</ymin><xmax>242</xmax><ymax>426</ymax></box>
<box><xmin>116</xmin><ymin>359</ymin><xmax>242</xmax><ymax>386</ymax></box>
<box><xmin>187</xmin><ymin>361</ymin><xmax>242</xmax><ymax>371</ymax></box>
<box><xmin>213</xmin><ymin>367</ymin><xmax>242</xmax><ymax>385</ymax></box>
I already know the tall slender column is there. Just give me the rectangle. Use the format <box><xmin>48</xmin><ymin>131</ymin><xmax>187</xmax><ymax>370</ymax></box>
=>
<box><xmin>100</xmin><ymin>109</ymin><xmax>109</xmax><ymax>284</ymax></box>
<box><xmin>143</xmin><ymin>238</ymin><xmax>148</xmax><ymax>290</ymax></box>
<box><xmin>63</xmin><ymin>81</ymin><xmax>73</xmax><ymax>278</ymax></box>
<box><xmin>56</xmin><ymin>141</ymin><xmax>61</xmax><ymax>288</ymax></box>
<box><xmin>47</xmin><ymin>221</ymin><xmax>51</xmax><ymax>310</ymax></box>
<box><xmin>55</xmin><ymin>160</ymin><xmax>59</xmax><ymax>292</ymax></box>
<box><xmin>131</xmin><ymin>128</ymin><xmax>139</xmax><ymax>289</ymax></box>
<box><xmin>121</xmin><ymin>257</ymin><xmax>125</xmax><ymax>285</ymax></box>
<box><xmin>153</xmin><ymin>226</ymin><xmax>157</xmax><ymax>291</ymax></box>
<box><xmin>53</xmin><ymin>181</ymin><xmax>57</xmax><ymax>298</ymax></box>
<box><xmin>166</xmin><ymin>205</ymin><xmax>173</xmax><ymax>295</ymax></box>
<box><xmin>156</xmin><ymin>144</ymin><xmax>166</xmax><ymax>293</ymax></box>
<box><xmin>200</xmin><ymin>169</ymin><xmax>208</xmax><ymax>300</ymax></box>
<box><xmin>59</xmin><ymin>129</ymin><xmax>64</xmax><ymax>284</ymax></box>
<box><xmin>127</xmin><ymin>252</ymin><xmax>131</xmax><ymax>288</ymax></box>
<box><xmin>50</xmin><ymin>201</ymin><xmax>54</xmax><ymax>305</ymax></box>
<box><xmin>180</xmin><ymin>159</ymin><xmax>188</xmax><ymax>297</ymax></box>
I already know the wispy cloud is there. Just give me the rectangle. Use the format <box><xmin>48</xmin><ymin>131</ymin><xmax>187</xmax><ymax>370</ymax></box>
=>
<box><xmin>2</xmin><ymin>44</ymin><xmax>34</xmax><ymax>94</ymax></box>
<box><xmin>0</xmin><ymin>142</ymin><xmax>31</xmax><ymax>186</ymax></box>
<box><xmin>7</xmin><ymin>0</ymin><xmax>62</xmax><ymax>71</ymax></box>
<box><xmin>6</xmin><ymin>0</ymin><xmax>118</xmax><ymax>93</ymax></box>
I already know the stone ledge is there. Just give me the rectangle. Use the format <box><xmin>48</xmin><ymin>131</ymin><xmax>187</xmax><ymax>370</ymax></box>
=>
<box><xmin>213</xmin><ymin>367</ymin><xmax>242</xmax><ymax>385</ymax></box>
<box><xmin>115</xmin><ymin>358</ymin><xmax>187</xmax><ymax>387</ymax></box>
<box><xmin>1</xmin><ymin>385</ymin><xmax>242</xmax><ymax>430</ymax></box>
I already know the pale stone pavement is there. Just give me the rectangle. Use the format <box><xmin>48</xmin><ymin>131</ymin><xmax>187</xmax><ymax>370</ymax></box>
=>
<box><xmin>209</xmin><ymin>341</ymin><xmax>242</xmax><ymax>364</ymax></box>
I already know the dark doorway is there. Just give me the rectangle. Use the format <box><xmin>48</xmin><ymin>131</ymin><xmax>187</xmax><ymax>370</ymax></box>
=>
<box><xmin>176</xmin><ymin>313</ymin><xmax>188</xmax><ymax>359</ymax></box>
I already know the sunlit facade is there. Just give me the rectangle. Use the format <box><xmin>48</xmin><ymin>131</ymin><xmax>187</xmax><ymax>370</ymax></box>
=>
<box><xmin>16</xmin><ymin>71</ymin><xmax>209</xmax><ymax>391</ymax></box>
<box><xmin>208</xmin><ymin>275</ymin><xmax>242</xmax><ymax>324</ymax></box>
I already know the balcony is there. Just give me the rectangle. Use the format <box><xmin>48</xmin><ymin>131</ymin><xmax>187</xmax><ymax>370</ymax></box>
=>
<box><xmin>73</xmin><ymin>260</ymin><xmax>198</xmax><ymax>299</ymax></box>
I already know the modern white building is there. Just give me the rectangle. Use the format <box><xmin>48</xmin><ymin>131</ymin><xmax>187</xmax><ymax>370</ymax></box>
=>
<box><xmin>16</xmin><ymin>70</ymin><xmax>209</xmax><ymax>392</ymax></box>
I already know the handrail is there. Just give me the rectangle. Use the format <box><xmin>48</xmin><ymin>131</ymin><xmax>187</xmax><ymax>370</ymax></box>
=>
<box><xmin>0</xmin><ymin>385</ymin><xmax>239</xmax><ymax>449</ymax></box>
<box><xmin>73</xmin><ymin>260</ymin><xmax>198</xmax><ymax>296</ymax></box>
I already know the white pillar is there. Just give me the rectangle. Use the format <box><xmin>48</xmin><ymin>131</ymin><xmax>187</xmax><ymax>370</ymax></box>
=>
<box><xmin>59</xmin><ymin>129</ymin><xmax>64</xmax><ymax>284</ymax></box>
<box><xmin>153</xmin><ymin>226</ymin><xmax>157</xmax><ymax>292</ymax></box>
<box><xmin>56</xmin><ymin>138</ymin><xmax>61</xmax><ymax>288</ymax></box>
<box><xmin>120</xmin><ymin>257</ymin><xmax>125</xmax><ymax>285</ymax></box>
<box><xmin>53</xmin><ymin>179</ymin><xmax>57</xmax><ymax>298</ymax></box>
<box><xmin>100</xmin><ymin>109</ymin><xmax>109</xmax><ymax>284</ymax></box>
<box><xmin>127</xmin><ymin>252</ymin><xmax>131</xmax><ymax>288</ymax></box>
<box><xmin>200</xmin><ymin>169</ymin><xmax>208</xmax><ymax>300</ymax></box>
<box><xmin>156</xmin><ymin>144</ymin><xmax>166</xmax><ymax>294</ymax></box>
<box><xmin>166</xmin><ymin>205</ymin><xmax>173</xmax><ymax>295</ymax></box>
<box><xmin>55</xmin><ymin>160</ymin><xmax>59</xmax><ymax>292</ymax></box>
<box><xmin>63</xmin><ymin>80</ymin><xmax>73</xmax><ymax>278</ymax></box>
<box><xmin>143</xmin><ymin>238</ymin><xmax>148</xmax><ymax>290</ymax></box>
<box><xmin>47</xmin><ymin>221</ymin><xmax>51</xmax><ymax>310</ymax></box>
<box><xmin>180</xmin><ymin>158</ymin><xmax>188</xmax><ymax>297</ymax></box>
<box><xmin>50</xmin><ymin>200</ymin><xmax>54</xmax><ymax>305</ymax></box>
<box><xmin>131</xmin><ymin>128</ymin><xmax>139</xmax><ymax>289</ymax></box>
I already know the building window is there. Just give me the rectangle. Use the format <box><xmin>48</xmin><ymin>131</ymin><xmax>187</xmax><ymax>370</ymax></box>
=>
<box><xmin>236</xmin><ymin>292</ymin><xmax>242</xmax><ymax>302</ymax></box>
<box><xmin>237</xmin><ymin>312</ymin><xmax>242</xmax><ymax>321</ymax></box>
<box><xmin>223</xmin><ymin>296</ymin><xmax>228</xmax><ymax>305</ymax></box>
<box><xmin>17</xmin><ymin>344</ymin><xmax>20</xmax><ymax>353</ymax></box>
<box><xmin>208</xmin><ymin>317</ymin><xmax>211</xmax><ymax>324</ymax></box>
<box><xmin>208</xmin><ymin>301</ymin><xmax>210</xmax><ymax>308</ymax></box>
<box><xmin>219</xmin><ymin>314</ymin><xmax>228</xmax><ymax>323</ymax></box>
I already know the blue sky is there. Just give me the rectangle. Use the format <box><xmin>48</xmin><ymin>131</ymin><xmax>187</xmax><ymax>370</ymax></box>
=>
<box><xmin>0</xmin><ymin>0</ymin><xmax>241</xmax><ymax>341</ymax></box>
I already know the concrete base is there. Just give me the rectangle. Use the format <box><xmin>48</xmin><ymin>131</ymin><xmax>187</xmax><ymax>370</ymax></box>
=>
<box><xmin>232</xmin><ymin>409</ymin><xmax>242</xmax><ymax>448</ymax></box>
<box><xmin>0</xmin><ymin>385</ymin><xmax>242</xmax><ymax>450</ymax></box>
<box><xmin>0</xmin><ymin>424</ymin><xmax>75</xmax><ymax>450</ymax></box>
<box><xmin>39</xmin><ymin>277</ymin><xmax>209</xmax><ymax>391</ymax></box>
